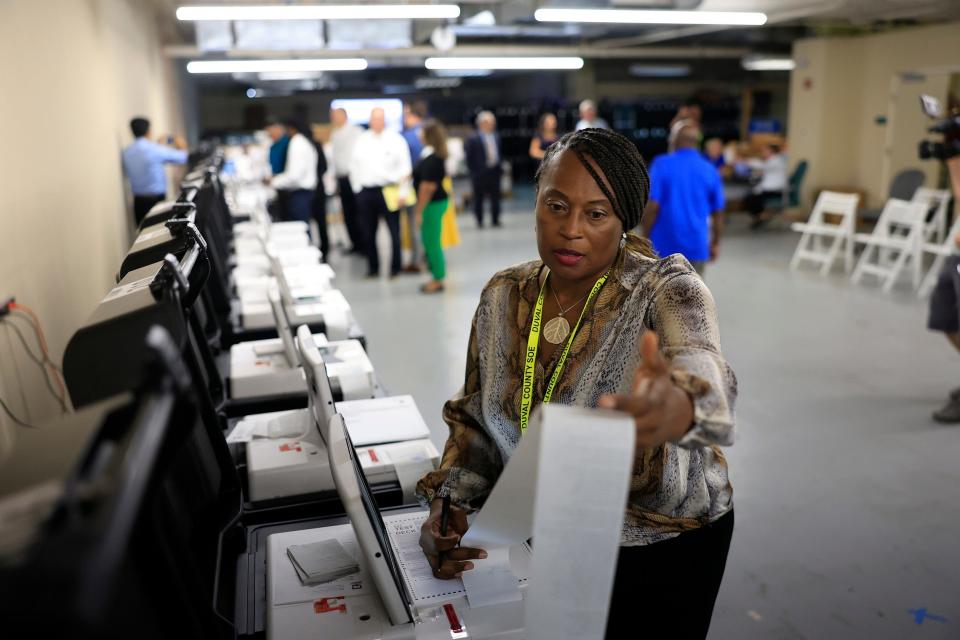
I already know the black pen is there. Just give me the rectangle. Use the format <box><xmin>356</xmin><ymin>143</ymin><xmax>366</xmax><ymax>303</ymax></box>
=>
<box><xmin>437</xmin><ymin>495</ymin><xmax>451</xmax><ymax>569</ymax></box>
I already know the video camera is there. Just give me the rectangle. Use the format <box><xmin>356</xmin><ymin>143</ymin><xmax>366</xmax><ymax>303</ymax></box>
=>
<box><xmin>918</xmin><ymin>94</ymin><xmax>960</xmax><ymax>161</ymax></box>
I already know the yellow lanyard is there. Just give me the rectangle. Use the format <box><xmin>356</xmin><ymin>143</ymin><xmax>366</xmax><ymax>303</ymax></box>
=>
<box><xmin>519</xmin><ymin>269</ymin><xmax>610</xmax><ymax>434</ymax></box>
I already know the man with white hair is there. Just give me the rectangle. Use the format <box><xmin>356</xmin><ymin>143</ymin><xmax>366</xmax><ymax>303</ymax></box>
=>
<box><xmin>576</xmin><ymin>99</ymin><xmax>610</xmax><ymax>131</ymax></box>
<box><xmin>465</xmin><ymin>110</ymin><xmax>503</xmax><ymax>227</ymax></box>
<box><xmin>349</xmin><ymin>107</ymin><xmax>412</xmax><ymax>277</ymax></box>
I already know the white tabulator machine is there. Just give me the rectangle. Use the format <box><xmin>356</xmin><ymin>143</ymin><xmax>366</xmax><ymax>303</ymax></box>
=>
<box><xmin>242</xmin><ymin>325</ymin><xmax>438</xmax><ymax>503</ymax></box>
<box><xmin>230</xmin><ymin>289</ymin><xmax>374</xmax><ymax>401</ymax></box>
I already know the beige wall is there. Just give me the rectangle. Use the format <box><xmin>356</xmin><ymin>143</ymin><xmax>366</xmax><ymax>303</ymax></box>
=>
<box><xmin>0</xmin><ymin>0</ymin><xmax>184</xmax><ymax>458</ymax></box>
<box><xmin>788</xmin><ymin>22</ymin><xmax>960</xmax><ymax>210</ymax></box>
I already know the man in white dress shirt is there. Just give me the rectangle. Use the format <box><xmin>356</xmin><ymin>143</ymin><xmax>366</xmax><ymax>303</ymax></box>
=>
<box><xmin>349</xmin><ymin>108</ymin><xmax>412</xmax><ymax>278</ymax></box>
<box><xmin>271</xmin><ymin>118</ymin><xmax>319</xmax><ymax>234</ymax></box>
<box><xmin>330</xmin><ymin>107</ymin><xmax>363</xmax><ymax>253</ymax></box>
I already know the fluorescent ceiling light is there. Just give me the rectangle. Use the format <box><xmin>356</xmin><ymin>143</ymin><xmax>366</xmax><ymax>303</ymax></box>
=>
<box><xmin>534</xmin><ymin>8</ymin><xmax>767</xmax><ymax>26</ymax></box>
<box><xmin>742</xmin><ymin>56</ymin><xmax>795</xmax><ymax>71</ymax></box>
<box><xmin>629</xmin><ymin>64</ymin><xmax>691</xmax><ymax>77</ymax></box>
<box><xmin>177</xmin><ymin>4</ymin><xmax>460</xmax><ymax>21</ymax></box>
<box><xmin>258</xmin><ymin>71</ymin><xmax>324</xmax><ymax>81</ymax></box>
<box><xmin>186</xmin><ymin>58</ymin><xmax>367</xmax><ymax>73</ymax></box>
<box><xmin>425</xmin><ymin>57</ymin><xmax>584</xmax><ymax>71</ymax></box>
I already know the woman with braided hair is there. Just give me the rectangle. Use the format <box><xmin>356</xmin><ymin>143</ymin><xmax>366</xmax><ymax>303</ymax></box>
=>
<box><xmin>416</xmin><ymin>128</ymin><xmax>737</xmax><ymax>638</ymax></box>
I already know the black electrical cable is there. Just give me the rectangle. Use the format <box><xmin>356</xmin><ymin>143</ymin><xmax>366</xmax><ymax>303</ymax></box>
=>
<box><xmin>1</xmin><ymin>319</ymin><xmax>68</xmax><ymax>413</ymax></box>
<box><xmin>0</xmin><ymin>394</ymin><xmax>35</xmax><ymax>428</ymax></box>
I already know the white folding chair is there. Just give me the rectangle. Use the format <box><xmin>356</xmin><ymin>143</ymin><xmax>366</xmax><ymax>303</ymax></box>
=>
<box><xmin>918</xmin><ymin>213</ymin><xmax>960</xmax><ymax>298</ymax></box>
<box><xmin>911</xmin><ymin>187</ymin><xmax>952</xmax><ymax>245</ymax></box>
<box><xmin>789</xmin><ymin>191</ymin><xmax>861</xmax><ymax>275</ymax></box>
<box><xmin>851</xmin><ymin>199</ymin><xmax>928</xmax><ymax>292</ymax></box>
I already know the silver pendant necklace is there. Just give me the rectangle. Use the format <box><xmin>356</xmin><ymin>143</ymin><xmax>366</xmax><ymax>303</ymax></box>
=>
<box><xmin>542</xmin><ymin>280</ymin><xmax>589</xmax><ymax>345</ymax></box>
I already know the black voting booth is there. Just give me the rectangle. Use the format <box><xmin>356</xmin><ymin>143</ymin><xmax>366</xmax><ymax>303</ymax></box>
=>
<box><xmin>53</xmin><ymin>153</ymin><xmax>407</xmax><ymax>639</ymax></box>
<box><xmin>64</xmin><ymin>230</ymin><xmax>228</xmax><ymax>414</ymax></box>
<box><xmin>124</xmin><ymin>164</ymin><xmax>237</xmax><ymax>345</ymax></box>
<box><xmin>0</xmin><ymin>327</ymin><xmax>242</xmax><ymax>639</ymax></box>
<box><xmin>126</xmin><ymin>158</ymin><xmax>332</xmax><ymax>348</ymax></box>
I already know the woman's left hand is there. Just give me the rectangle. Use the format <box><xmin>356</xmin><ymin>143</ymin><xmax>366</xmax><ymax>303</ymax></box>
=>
<box><xmin>598</xmin><ymin>331</ymin><xmax>694</xmax><ymax>450</ymax></box>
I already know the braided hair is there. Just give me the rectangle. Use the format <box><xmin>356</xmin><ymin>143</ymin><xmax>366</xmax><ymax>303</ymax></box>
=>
<box><xmin>534</xmin><ymin>128</ymin><xmax>657</xmax><ymax>259</ymax></box>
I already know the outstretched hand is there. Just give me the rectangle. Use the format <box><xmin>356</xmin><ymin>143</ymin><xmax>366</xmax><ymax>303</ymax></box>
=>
<box><xmin>598</xmin><ymin>331</ymin><xmax>694</xmax><ymax>451</ymax></box>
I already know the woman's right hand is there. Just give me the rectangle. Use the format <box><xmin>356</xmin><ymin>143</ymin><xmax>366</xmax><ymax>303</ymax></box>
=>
<box><xmin>419</xmin><ymin>498</ymin><xmax>487</xmax><ymax>579</ymax></box>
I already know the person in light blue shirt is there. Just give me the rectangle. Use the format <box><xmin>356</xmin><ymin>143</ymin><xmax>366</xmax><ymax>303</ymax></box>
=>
<box><xmin>643</xmin><ymin>122</ymin><xmax>725</xmax><ymax>275</ymax></box>
<box><xmin>121</xmin><ymin>116</ymin><xmax>188</xmax><ymax>225</ymax></box>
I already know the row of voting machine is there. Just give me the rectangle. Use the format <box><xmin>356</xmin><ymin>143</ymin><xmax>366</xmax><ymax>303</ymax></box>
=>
<box><xmin>266</xmin><ymin>403</ymin><xmax>636</xmax><ymax>640</ymax></box>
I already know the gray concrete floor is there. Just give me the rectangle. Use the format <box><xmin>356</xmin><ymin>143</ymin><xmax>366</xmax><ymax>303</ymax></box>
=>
<box><xmin>325</xmin><ymin>190</ymin><xmax>960</xmax><ymax>639</ymax></box>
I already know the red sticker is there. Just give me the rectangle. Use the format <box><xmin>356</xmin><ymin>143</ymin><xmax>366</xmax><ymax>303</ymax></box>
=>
<box><xmin>314</xmin><ymin>597</ymin><xmax>347</xmax><ymax>614</ymax></box>
<box><xmin>368</xmin><ymin>448</ymin><xmax>379</xmax><ymax>463</ymax></box>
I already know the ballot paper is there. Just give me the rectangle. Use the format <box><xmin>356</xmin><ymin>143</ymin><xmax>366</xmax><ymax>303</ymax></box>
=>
<box><xmin>461</xmin><ymin>404</ymin><xmax>635</xmax><ymax>640</ymax></box>
<box><xmin>286</xmin><ymin>539</ymin><xmax>360</xmax><ymax>586</ymax></box>
<box><xmin>336</xmin><ymin>395</ymin><xmax>430</xmax><ymax>446</ymax></box>
<box><xmin>383</xmin><ymin>512</ymin><xmax>530</xmax><ymax>608</ymax></box>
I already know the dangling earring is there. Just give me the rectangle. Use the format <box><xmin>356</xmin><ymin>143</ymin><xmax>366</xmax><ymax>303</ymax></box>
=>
<box><xmin>619</xmin><ymin>232</ymin><xmax>627</xmax><ymax>249</ymax></box>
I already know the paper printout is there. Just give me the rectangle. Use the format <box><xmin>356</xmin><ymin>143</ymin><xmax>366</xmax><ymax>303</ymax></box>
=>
<box><xmin>460</xmin><ymin>546</ymin><xmax>522</xmax><ymax>608</ymax></box>
<box><xmin>524</xmin><ymin>405</ymin><xmax>635</xmax><ymax>640</ymax></box>
<box><xmin>459</xmin><ymin>422</ymin><xmax>543</xmax><ymax>550</ymax></box>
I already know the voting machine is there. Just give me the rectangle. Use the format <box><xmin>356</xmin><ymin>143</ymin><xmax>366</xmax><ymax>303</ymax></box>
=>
<box><xmin>262</xmin><ymin>360</ymin><xmax>530</xmax><ymax>639</ymax></box>
<box><xmin>241</xmin><ymin>325</ymin><xmax>438</xmax><ymax>503</ymax></box>
<box><xmin>229</xmin><ymin>288</ymin><xmax>375</xmax><ymax>401</ymax></box>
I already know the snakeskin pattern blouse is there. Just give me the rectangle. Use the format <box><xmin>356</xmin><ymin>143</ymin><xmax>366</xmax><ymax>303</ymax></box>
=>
<box><xmin>415</xmin><ymin>250</ymin><xmax>737</xmax><ymax>545</ymax></box>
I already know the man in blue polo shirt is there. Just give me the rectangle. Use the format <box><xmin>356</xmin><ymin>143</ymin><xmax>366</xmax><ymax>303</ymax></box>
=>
<box><xmin>643</xmin><ymin>121</ymin><xmax>725</xmax><ymax>275</ymax></box>
<box><xmin>121</xmin><ymin>116</ymin><xmax>188</xmax><ymax>225</ymax></box>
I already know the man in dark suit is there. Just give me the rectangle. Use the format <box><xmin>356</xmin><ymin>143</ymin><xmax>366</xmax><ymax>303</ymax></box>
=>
<box><xmin>465</xmin><ymin>111</ymin><xmax>502</xmax><ymax>228</ymax></box>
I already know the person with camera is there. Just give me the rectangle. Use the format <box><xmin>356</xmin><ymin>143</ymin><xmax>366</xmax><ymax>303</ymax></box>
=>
<box><xmin>928</xmin><ymin>154</ymin><xmax>960</xmax><ymax>422</ymax></box>
<box><xmin>920</xmin><ymin>95</ymin><xmax>960</xmax><ymax>422</ymax></box>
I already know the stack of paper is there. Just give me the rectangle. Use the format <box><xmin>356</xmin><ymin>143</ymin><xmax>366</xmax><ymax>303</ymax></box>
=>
<box><xmin>286</xmin><ymin>539</ymin><xmax>360</xmax><ymax>586</ymax></box>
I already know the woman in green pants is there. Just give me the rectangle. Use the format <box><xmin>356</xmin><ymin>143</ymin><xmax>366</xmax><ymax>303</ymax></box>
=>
<box><xmin>413</xmin><ymin>120</ymin><xmax>450</xmax><ymax>294</ymax></box>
